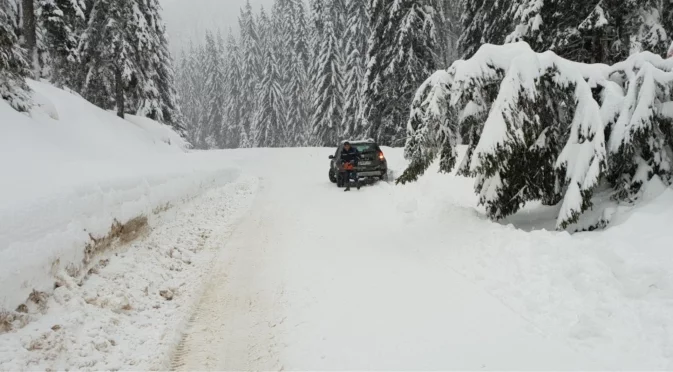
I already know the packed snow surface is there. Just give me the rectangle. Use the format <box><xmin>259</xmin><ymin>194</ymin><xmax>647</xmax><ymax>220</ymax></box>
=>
<box><xmin>1</xmin><ymin>145</ymin><xmax>673</xmax><ymax>370</ymax></box>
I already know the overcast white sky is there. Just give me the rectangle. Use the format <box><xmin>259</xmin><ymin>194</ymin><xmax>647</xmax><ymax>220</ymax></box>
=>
<box><xmin>160</xmin><ymin>0</ymin><xmax>275</xmax><ymax>55</ymax></box>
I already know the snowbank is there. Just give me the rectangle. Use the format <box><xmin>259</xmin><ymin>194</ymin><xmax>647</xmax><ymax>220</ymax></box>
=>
<box><xmin>0</xmin><ymin>81</ymin><xmax>239</xmax><ymax>311</ymax></box>
<box><xmin>0</xmin><ymin>177</ymin><xmax>258</xmax><ymax>371</ymax></box>
<box><xmin>125</xmin><ymin>114</ymin><xmax>191</xmax><ymax>151</ymax></box>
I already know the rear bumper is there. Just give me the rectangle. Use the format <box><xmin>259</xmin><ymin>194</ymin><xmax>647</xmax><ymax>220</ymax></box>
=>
<box><xmin>344</xmin><ymin>169</ymin><xmax>385</xmax><ymax>177</ymax></box>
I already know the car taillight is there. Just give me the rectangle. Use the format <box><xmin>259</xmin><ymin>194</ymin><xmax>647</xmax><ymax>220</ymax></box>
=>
<box><xmin>378</xmin><ymin>152</ymin><xmax>385</xmax><ymax>160</ymax></box>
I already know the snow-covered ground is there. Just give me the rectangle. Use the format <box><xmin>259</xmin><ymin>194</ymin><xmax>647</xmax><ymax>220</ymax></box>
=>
<box><xmin>171</xmin><ymin>148</ymin><xmax>673</xmax><ymax>371</ymax></box>
<box><xmin>2</xmin><ymin>82</ymin><xmax>673</xmax><ymax>370</ymax></box>
<box><xmin>2</xmin><ymin>145</ymin><xmax>673</xmax><ymax>370</ymax></box>
<box><xmin>0</xmin><ymin>176</ymin><xmax>257</xmax><ymax>370</ymax></box>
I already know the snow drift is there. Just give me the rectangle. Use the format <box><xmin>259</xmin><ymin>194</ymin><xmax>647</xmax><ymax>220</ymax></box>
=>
<box><xmin>0</xmin><ymin>81</ymin><xmax>239</xmax><ymax>311</ymax></box>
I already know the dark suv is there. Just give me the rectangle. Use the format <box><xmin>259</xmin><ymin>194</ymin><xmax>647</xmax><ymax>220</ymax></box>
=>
<box><xmin>328</xmin><ymin>140</ymin><xmax>388</xmax><ymax>187</ymax></box>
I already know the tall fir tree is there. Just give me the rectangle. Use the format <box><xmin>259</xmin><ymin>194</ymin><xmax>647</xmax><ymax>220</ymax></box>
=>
<box><xmin>311</xmin><ymin>15</ymin><xmax>344</xmax><ymax>146</ymax></box>
<box><xmin>253</xmin><ymin>46</ymin><xmax>286</xmax><ymax>147</ymax></box>
<box><xmin>224</xmin><ymin>30</ymin><xmax>245</xmax><ymax>148</ymax></box>
<box><xmin>175</xmin><ymin>48</ymin><xmax>198</xmax><ymax>144</ymax></box>
<box><xmin>363</xmin><ymin>0</ymin><xmax>438</xmax><ymax>145</ymax></box>
<box><xmin>79</xmin><ymin>0</ymin><xmax>146</xmax><ymax>118</ymax></box>
<box><xmin>361</xmin><ymin>0</ymin><xmax>388</xmax><ymax>142</ymax></box>
<box><xmin>136</xmin><ymin>0</ymin><xmax>185</xmax><ymax>133</ymax></box>
<box><xmin>285</xmin><ymin>0</ymin><xmax>310</xmax><ymax>146</ymax></box>
<box><xmin>460</xmin><ymin>0</ymin><xmax>673</xmax><ymax>64</ymax></box>
<box><xmin>458</xmin><ymin>0</ymin><xmax>510</xmax><ymax>59</ymax></box>
<box><xmin>191</xmin><ymin>43</ymin><xmax>209</xmax><ymax>147</ymax></box>
<box><xmin>22</xmin><ymin>0</ymin><xmax>38</xmax><ymax>74</ymax></box>
<box><xmin>341</xmin><ymin>0</ymin><xmax>369</xmax><ymax>139</ymax></box>
<box><xmin>200</xmin><ymin>30</ymin><xmax>227</xmax><ymax>148</ymax></box>
<box><xmin>39</xmin><ymin>0</ymin><xmax>86</xmax><ymax>88</ymax></box>
<box><xmin>238</xmin><ymin>0</ymin><xmax>261</xmax><ymax>147</ymax></box>
<box><xmin>1</xmin><ymin>0</ymin><xmax>31</xmax><ymax>111</ymax></box>
<box><xmin>288</xmin><ymin>0</ymin><xmax>309</xmax><ymax>69</ymax></box>
<box><xmin>432</xmin><ymin>0</ymin><xmax>460</xmax><ymax>68</ymax></box>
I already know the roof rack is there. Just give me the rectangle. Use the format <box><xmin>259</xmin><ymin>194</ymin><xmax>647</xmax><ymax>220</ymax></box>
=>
<box><xmin>342</xmin><ymin>138</ymin><xmax>375</xmax><ymax>144</ymax></box>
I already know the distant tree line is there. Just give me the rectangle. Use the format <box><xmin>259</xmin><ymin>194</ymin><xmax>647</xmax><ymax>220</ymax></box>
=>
<box><xmin>175</xmin><ymin>0</ymin><xmax>460</xmax><ymax>149</ymax></box>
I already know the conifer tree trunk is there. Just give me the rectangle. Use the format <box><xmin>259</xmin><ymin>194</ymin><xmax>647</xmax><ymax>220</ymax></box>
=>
<box><xmin>22</xmin><ymin>0</ymin><xmax>37</xmax><ymax>72</ymax></box>
<box><xmin>115</xmin><ymin>67</ymin><xmax>125</xmax><ymax>119</ymax></box>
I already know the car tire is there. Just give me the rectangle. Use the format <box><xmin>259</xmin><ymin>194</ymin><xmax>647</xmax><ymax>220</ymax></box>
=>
<box><xmin>329</xmin><ymin>168</ymin><xmax>337</xmax><ymax>183</ymax></box>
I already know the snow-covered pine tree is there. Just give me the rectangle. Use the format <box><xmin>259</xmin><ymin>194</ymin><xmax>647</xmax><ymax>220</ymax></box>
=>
<box><xmin>238</xmin><ymin>0</ymin><xmax>261</xmax><ymax>147</ymax></box>
<box><xmin>311</xmin><ymin>15</ymin><xmax>344</xmax><ymax>147</ymax></box>
<box><xmin>285</xmin><ymin>48</ymin><xmax>309</xmax><ymax>146</ymax></box>
<box><xmin>631</xmin><ymin>0</ymin><xmax>669</xmax><ymax>56</ymax></box>
<box><xmin>253</xmin><ymin>45</ymin><xmax>286</xmax><ymax>147</ymax></box>
<box><xmin>192</xmin><ymin>43</ymin><xmax>211</xmax><ymax>148</ymax></box>
<box><xmin>306</xmin><ymin>0</ymin><xmax>327</xmax><ymax>144</ymax></box>
<box><xmin>361</xmin><ymin>0</ymin><xmax>389</xmax><ymax>143</ymax></box>
<box><xmin>0</xmin><ymin>0</ymin><xmax>31</xmax><ymax>111</ymax></box>
<box><xmin>363</xmin><ymin>0</ymin><xmax>439</xmax><ymax>145</ymax></box>
<box><xmin>199</xmin><ymin>30</ymin><xmax>227</xmax><ymax>149</ymax></box>
<box><xmin>434</xmin><ymin>0</ymin><xmax>461</xmax><ymax>68</ymax></box>
<box><xmin>462</xmin><ymin>0</ymin><xmax>673</xmax><ymax>65</ymax></box>
<box><xmin>175</xmin><ymin>48</ymin><xmax>199</xmax><ymax>145</ymax></box>
<box><xmin>341</xmin><ymin>0</ymin><xmax>369</xmax><ymax>139</ymax></box>
<box><xmin>285</xmin><ymin>0</ymin><xmax>310</xmax><ymax>146</ymax></box>
<box><xmin>607</xmin><ymin>54</ymin><xmax>673</xmax><ymax>201</ymax></box>
<box><xmin>469</xmin><ymin>51</ymin><xmax>606</xmax><ymax>229</ymax></box>
<box><xmin>256</xmin><ymin>5</ymin><xmax>271</xmax><ymax>58</ymax></box>
<box><xmin>504</xmin><ymin>0</ymin><xmax>632</xmax><ymax>63</ymax></box>
<box><xmin>136</xmin><ymin>0</ymin><xmax>185</xmax><ymax>134</ymax></box>
<box><xmin>398</xmin><ymin>43</ymin><xmax>504</xmax><ymax>186</ymax></box>
<box><xmin>132</xmin><ymin>1</ymin><xmax>162</xmax><ymax>126</ymax></box>
<box><xmin>458</xmin><ymin>0</ymin><xmax>511</xmax><ymax>59</ymax></box>
<box><xmin>250</xmin><ymin>7</ymin><xmax>285</xmax><ymax>147</ymax></box>
<box><xmin>396</xmin><ymin>70</ymin><xmax>455</xmax><ymax>185</ymax></box>
<box><xmin>288</xmin><ymin>0</ymin><xmax>309</xmax><ymax>70</ymax></box>
<box><xmin>664</xmin><ymin>3</ymin><xmax>673</xmax><ymax>55</ymax></box>
<box><xmin>330</xmin><ymin>0</ymin><xmax>348</xmax><ymax>43</ymax></box>
<box><xmin>309</xmin><ymin>0</ymin><xmax>326</xmax><ymax>37</ymax></box>
<box><xmin>39</xmin><ymin>0</ymin><xmax>86</xmax><ymax>88</ymax></box>
<box><xmin>21</xmin><ymin>0</ymin><xmax>38</xmax><ymax>74</ymax></box>
<box><xmin>271</xmin><ymin>0</ymin><xmax>291</xmax><ymax>79</ymax></box>
<box><xmin>79</xmin><ymin>0</ymin><xmax>143</xmax><ymax>118</ymax></box>
<box><xmin>224</xmin><ymin>30</ymin><xmax>245</xmax><ymax>149</ymax></box>
<box><xmin>269</xmin><ymin>0</ymin><xmax>306</xmax><ymax>146</ymax></box>
<box><xmin>400</xmin><ymin>42</ymin><xmax>673</xmax><ymax>230</ymax></box>
<box><xmin>429</xmin><ymin>0</ymin><xmax>448</xmax><ymax>69</ymax></box>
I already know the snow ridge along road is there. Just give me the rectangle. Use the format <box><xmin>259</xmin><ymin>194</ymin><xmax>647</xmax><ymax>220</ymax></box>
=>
<box><xmin>0</xmin><ymin>175</ymin><xmax>258</xmax><ymax>371</ymax></box>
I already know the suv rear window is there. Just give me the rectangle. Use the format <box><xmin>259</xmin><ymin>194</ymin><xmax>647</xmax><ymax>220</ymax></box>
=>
<box><xmin>353</xmin><ymin>143</ymin><xmax>378</xmax><ymax>153</ymax></box>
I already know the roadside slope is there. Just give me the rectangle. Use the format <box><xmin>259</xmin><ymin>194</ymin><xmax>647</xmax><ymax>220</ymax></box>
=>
<box><xmin>0</xmin><ymin>81</ymin><xmax>239</xmax><ymax>311</ymax></box>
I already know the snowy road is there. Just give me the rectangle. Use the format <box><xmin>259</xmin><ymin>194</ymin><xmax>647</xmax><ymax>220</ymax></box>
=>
<box><xmin>172</xmin><ymin>149</ymin><xmax>608</xmax><ymax>370</ymax></box>
<box><xmin>3</xmin><ymin>147</ymin><xmax>671</xmax><ymax>370</ymax></box>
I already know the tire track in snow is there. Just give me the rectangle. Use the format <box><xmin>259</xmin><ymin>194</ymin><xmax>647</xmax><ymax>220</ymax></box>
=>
<box><xmin>171</xmin><ymin>179</ymin><xmax>286</xmax><ymax>371</ymax></box>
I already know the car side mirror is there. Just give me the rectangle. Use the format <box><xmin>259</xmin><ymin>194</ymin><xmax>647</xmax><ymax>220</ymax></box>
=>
<box><xmin>329</xmin><ymin>155</ymin><xmax>335</xmax><ymax>159</ymax></box>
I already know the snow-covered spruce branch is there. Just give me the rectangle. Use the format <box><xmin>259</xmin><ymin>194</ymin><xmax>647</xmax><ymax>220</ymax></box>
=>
<box><xmin>402</xmin><ymin>42</ymin><xmax>673</xmax><ymax>230</ymax></box>
<box><xmin>607</xmin><ymin>54</ymin><xmax>673</xmax><ymax>201</ymax></box>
